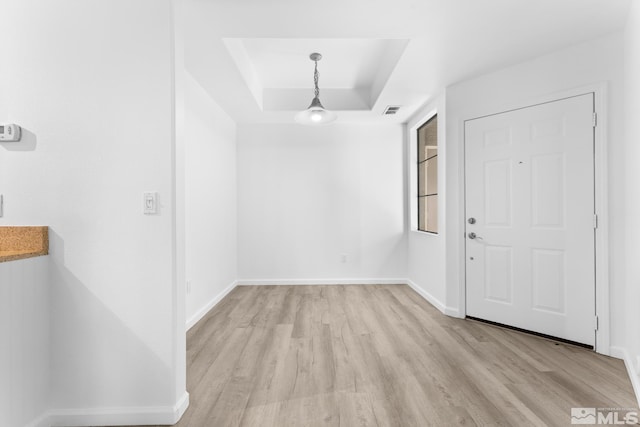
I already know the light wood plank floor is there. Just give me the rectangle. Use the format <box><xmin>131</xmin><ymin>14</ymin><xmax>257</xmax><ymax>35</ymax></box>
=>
<box><xmin>150</xmin><ymin>285</ymin><xmax>639</xmax><ymax>426</ymax></box>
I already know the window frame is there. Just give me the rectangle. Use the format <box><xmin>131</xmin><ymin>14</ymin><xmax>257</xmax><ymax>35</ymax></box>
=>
<box><xmin>416</xmin><ymin>114</ymin><xmax>438</xmax><ymax>234</ymax></box>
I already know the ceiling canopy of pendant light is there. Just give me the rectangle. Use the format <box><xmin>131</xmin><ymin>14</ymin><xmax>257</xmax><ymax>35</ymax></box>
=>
<box><xmin>295</xmin><ymin>53</ymin><xmax>337</xmax><ymax>125</ymax></box>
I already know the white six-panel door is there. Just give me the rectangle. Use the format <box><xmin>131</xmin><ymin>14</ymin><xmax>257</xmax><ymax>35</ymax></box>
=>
<box><xmin>465</xmin><ymin>94</ymin><xmax>595</xmax><ymax>346</ymax></box>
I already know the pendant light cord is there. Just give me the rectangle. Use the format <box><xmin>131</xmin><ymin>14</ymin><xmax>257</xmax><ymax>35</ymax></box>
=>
<box><xmin>314</xmin><ymin>60</ymin><xmax>320</xmax><ymax>99</ymax></box>
<box><xmin>295</xmin><ymin>52</ymin><xmax>336</xmax><ymax>124</ymax></box>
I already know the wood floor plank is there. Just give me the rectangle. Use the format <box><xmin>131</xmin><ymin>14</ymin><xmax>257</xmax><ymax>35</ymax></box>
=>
<box><xmin>158</xmin><ymin>284</ymin><xmax>638</xmax><ymax>427</ymax></box>
<box><xmin>336</xmin><ymin>391</ymin><xmax>379</xmax><ymax>427</ymax></box>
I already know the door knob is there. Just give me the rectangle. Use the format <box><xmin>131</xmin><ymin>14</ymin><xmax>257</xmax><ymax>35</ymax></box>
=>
<box><xmin>468</xmin><ymin>232</ymin><xmax>483</xmax><ymax>240</ymax></box>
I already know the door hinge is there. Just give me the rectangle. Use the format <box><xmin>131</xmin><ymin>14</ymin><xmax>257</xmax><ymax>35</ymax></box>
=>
<box><xmin>593</xmin><ymin>214</ymin><xmax>598</xmax><ymax>229</ymax></box>
<box><xmin>593</xmin><ymin>112</ymin><xmax>598</xmax><ymax>127</ymax></box>
<box><xmin>595</xmin><ymin>315</ymin><xmax>599</xmax><ymax>331</ymax></box>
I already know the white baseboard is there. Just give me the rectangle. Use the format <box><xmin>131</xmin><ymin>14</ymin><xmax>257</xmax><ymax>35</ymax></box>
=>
<box><xmin>43</xmin><ymin>391</ymin><xmax>190</xmax><ymax>427</ymax></box>
<box><xmin>406</xmin><ymin>279</ymin><xmax>446</xmax><ymax>313</ymax></box>
<box><xmin>174</xmin><ymin>391</ymin><xmax>190</xmax><ymax>423</ymax></box>
<box><xmin>236</xmin><ymin>278</ymin><xmax>408</xmax><ymax>286</ymax></box>
<box><xmin>610</xmin><ymin>346</ymin><xmax>624</xmax><ymax>360</ymax></box>
<box><xmin>25</xmin><ymin>412</ymin><xmax>51</xmax><ymax>427</ymax></box>
<box><xmin>406</xmin><ymin>279</ymin><xmax>463</xmax><ymax>318</ymax></box>
<box><xmin>611</xmin><ymin>346</ymin><xmax>640</xmax><ymax>408</ymax></box>
<box><xmin>186</xmin><ymin>281</ymin><xmax>237</xmax><ymax>331</ymax></box>
<box><xmin>444</xmin><ymin>307</ymin><xmax>463</xmax><ymax>318</ymax></box>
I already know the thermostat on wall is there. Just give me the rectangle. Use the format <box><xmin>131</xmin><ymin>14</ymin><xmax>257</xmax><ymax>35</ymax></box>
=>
<box><xmin>0</xmin><ymin>124</ymin><xmax>22</xmax><ymax>142</ymax></box>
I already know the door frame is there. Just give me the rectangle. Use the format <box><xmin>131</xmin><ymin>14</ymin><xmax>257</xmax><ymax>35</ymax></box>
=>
<box><xmin>459</xmin><ymin>82</ymin><xmax>610</xmax><ymax>355</ymax></box>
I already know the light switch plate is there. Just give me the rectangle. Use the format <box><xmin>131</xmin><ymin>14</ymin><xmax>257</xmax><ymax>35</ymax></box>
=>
<box><xmin>143</xmin><ymin>192</ymin><xmax>157</xmax><ymax>215</ymax></box>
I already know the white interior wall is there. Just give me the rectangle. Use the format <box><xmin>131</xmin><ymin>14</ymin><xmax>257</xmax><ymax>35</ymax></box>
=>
<box><xmin>0</xmin><ymin>0</ymin><xmax>186</xmax><ymax>425</ymax></box>
<box><xmin>405</xmin><ymin>94</ymin><xmax>450</xmax><ymax>313</ymax></box>
<box><xmin>444</xmin><ymin>32</ymin><xmax>625</xmax><ymax>348</ymax></box>
<box><xmin>623</xmin><ymin>1</ymin><xmax>640</xmax><ymax>403</ymax></box>
<box><xmin>237</xmin><ymin>124</ymin><xmax>407</xmax><ymax>284</ymax></box>
<box><xmin>184</xmin><ymin>72</ymin><xmax>238</xmax><ymax>327</ymax></box>
<box><xmin>0</xmin><ymin>257</ymin><xmax>50</xmax><ymax>427</ymax></box>
<box><xmin>172</xmin><ymin>0</ymin><xmax>188</xmax><ymax>409</ymax></box>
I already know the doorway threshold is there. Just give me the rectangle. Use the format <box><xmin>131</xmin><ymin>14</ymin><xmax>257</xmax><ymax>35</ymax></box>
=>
<box><xmin>466</xmin><ymin>316</ymin><xmax>593</xmax><ymax>350</ymax></box>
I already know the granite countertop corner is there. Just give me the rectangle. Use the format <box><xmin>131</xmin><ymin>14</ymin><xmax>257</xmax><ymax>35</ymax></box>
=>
<box><xmin>0</xmin><ymin>226</ymin><xmax>49</xmax><ymax>263</ymax></box>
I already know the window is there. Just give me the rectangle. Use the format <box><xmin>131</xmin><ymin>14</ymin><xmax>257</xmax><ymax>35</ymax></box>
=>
<box><xmin>417</xmin><ymin>115</ymin><xmax>438</xmax><ymax>233</ymax></box>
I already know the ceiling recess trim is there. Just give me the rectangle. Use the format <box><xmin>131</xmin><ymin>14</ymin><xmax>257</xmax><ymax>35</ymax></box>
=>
<box><xmin>223</xmin><ymin>38</ymin><xmax>410</xmax><ymax>112</ymax></box>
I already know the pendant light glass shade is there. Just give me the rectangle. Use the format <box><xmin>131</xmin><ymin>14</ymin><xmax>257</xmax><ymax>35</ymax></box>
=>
<box><xmin>295</xmin><ymin>53</ymin><xmax>337</xmax><ymax>125</ymax></box>
<box><xmin>294</xmin><ymin>97</ymin><xmax>337</xmax><ymax>125</ymax></box>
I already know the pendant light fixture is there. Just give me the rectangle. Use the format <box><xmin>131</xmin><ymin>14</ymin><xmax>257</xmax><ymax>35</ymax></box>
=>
<box><xmin>295</xmin><ymin>53</ymin><xmax>337</xmax><ymax>125</ymax></box>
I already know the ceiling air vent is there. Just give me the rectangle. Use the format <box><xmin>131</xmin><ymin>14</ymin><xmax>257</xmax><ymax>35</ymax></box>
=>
<box><xmin>383</xmin><ymin>105</ymin><xmax>401</xmax><ymax>115</ymax></box>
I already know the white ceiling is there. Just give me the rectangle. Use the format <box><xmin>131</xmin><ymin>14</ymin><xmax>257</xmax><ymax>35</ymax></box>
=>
<box><xmin>236</xmin><ymin>39</ymin><xmax>402</xmax><ymax>89</ymax></box>
<box><xmin>224</xmin><ymin>38</ymin><xmax>409</xmax><ymax>112</ymax></box>
<box><xmin>183</xmin><ymin>0</ymin><xmax>631</xmax><ymax>125</ymax></box>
